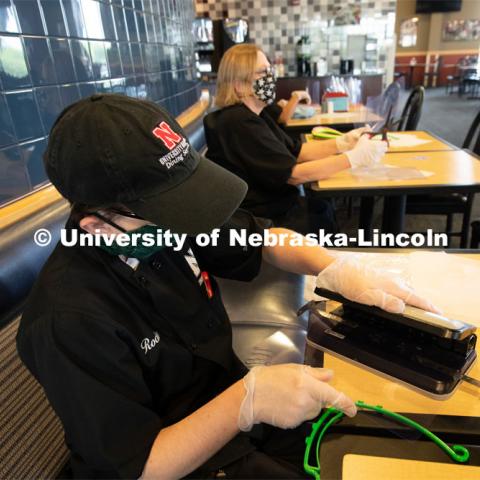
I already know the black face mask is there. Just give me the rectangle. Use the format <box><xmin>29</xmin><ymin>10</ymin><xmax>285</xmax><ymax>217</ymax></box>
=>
<box><xmin>252</xmin><ymin>72</ymin><xmax>277</xmax><ymax>105</ymax></box>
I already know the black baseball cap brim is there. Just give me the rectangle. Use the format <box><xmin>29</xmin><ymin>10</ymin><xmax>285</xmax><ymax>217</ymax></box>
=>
<box><xmin>124</xmin><ymin>153</ymin><xmax>248</xmax><ymax>235</ymax></box>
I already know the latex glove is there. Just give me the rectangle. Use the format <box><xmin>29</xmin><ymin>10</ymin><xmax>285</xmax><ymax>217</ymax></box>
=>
<box><xmin>344</xmin><ymin>134</ymin><xmax>387</xmax><ymax>168</ymax></box>
<box><xmin>336</xmin><ymin>125</ymin><xmax>372</xmax><ymax>152</ymax></box>
<box><xmin>291</xmin><ymin>90</ymin><xmax>312</xmax><ymax>104</ymax></box>
<box><xmin>238</xmin><ymin>364</ymin><xmax>356</xmax><ymax>431</ymax></box>
<box><xmin>316</xmin><ymin>254</ymin><xmax>440</xmax><ymax>314</ymax></box>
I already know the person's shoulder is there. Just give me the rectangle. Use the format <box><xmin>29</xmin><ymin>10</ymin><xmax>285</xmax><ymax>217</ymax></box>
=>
<box><xmin>263</xmin><ymin>103</ymin><xmax>282</xmax><ymax>121</ymax></box>
<box><xmin>20</xmin><ymin>242</ymin><xmax>121</xmax><ymax>332</ymax></box>
<box><xmin>205</xmin><ymin>104</ymin><xmax>262</xmax><ymax>131</ymax></box>
<box><xmin>18</xmin><ymin>282</ymin><xmax>133</xmax><ymax>367</ymax></box>
<box><xmin>226</xmin><ymin>208</ymin><xmax>273</xmax><ymax>231</ymax></box>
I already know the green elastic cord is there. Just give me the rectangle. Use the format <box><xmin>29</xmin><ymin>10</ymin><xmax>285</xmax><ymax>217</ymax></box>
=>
<box><xmin>312</xmin><ymin>132</ymin><xmax>341</xmax><ymax>140</ymax></box>
<box><xmin>303</xmin><ymin>400</ymin><xmax>470</xmax><ymax>480</ymax></box>
<box><xmin>311</xmin><ymin>129</ymin><xmax>342</xmax><ymax>140</ymax></box>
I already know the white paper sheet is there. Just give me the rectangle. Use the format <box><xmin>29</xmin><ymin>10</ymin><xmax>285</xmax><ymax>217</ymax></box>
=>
<box><xmin>373</xmin><ymin>133</ymin><xmax>432</xmax><ymax>148</ymax></box>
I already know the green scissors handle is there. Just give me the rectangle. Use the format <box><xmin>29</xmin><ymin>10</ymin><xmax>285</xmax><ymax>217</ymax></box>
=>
<box><xmin>304</xmin><ymin>400</ymin><xmax>470</xmax><ymax>480</ymax></box>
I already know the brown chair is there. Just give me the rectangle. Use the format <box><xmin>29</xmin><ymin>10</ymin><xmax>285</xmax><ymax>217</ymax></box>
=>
<box><xmin>446</xmin><ymin>58</ymin><xmax>464</xmax><ymax>95</ymax></box>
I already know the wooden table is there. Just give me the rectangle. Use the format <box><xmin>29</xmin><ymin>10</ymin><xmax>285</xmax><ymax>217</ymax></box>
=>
<box><xmin>385</xmin><ymin>130</ymin><xmax>458</xmax><ymax>153</ymax></box>
<box><xmin>307</xmin><ymin>251</ymin><xmax>480</xmax><ymax>478</ymax></box>
<box><xmin>310</xmin><ymin>144</ymin><xmax>480</xmax><ymax>235</ymax></box>
<box><xmin>313</xmin><ymin>252</ymin><xmax>480</xmax><ymax>417</ymax></box>
<box><xmin>305</xmin><ymin>130</ymin><xmax>457</xmax><ymax>154</ymax></box>
<box><xmin>324</xmin><ymin>325</ymin><xmax>479</xmax><ymax>417</ymax></box>
<box><xmin>285</xmin><ymin>104</ymin><xmax>383</xmax><ymax>134</ymax></box>
<box><xmin>342</xmin><ymin>455</ymin><xmax>480</xmax><ymax>480</ymax></box>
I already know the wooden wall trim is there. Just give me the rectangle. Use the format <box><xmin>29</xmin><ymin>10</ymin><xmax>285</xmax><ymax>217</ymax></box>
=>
<box><xmin>0</xmin><ymin>185</ymin><xmax>65</xmax><ymax>230</ymax></box>
<box><xmin>396</xmin><ymin>49</ymin><xmax>479</xmax><ymax>57</ymax></box>
<box><xmin>176</xmin><ymin>89</ymin><xmax>210</xmax><ymax>128</ymax></box>
<box><xmin>0</xmin><ymin>90</ymin><xmax>211</xmax><ymax>230</ymax></box>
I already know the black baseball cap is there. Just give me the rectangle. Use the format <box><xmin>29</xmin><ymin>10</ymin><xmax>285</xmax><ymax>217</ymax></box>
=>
<box><xmin>44</xmin><ymin>93</ymin><xmax>248</xmax><ymax>235</ymax></box>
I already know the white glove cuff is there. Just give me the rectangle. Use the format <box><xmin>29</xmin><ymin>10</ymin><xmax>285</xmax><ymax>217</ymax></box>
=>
<box><xmin>335</xmin><ymin>135</ymin><xmax>350</xmax><ymax>153</ymax></box>
<box><xmin>238</xmin><ymin>367</ymin><xmax>257</xmax><ymax>432</ymax></box>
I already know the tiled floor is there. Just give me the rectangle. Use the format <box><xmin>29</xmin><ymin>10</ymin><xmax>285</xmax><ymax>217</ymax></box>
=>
<box><xmin>335</xmin><ymin>87</ymin><xmax>480</xmax><ymax>248</ymax></box>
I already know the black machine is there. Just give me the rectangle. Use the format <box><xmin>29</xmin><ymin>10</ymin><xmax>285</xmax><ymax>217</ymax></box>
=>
<box><xmin>305</xmin><ymin>288</ymin><xmax>477</xmax><ymax>398</ymax></box>
<box><xmin>193</xmin><ymin>17</ymin><xmax>249</xmax><ymax>76</ymax></box>
<box><xmin>416</xmin><ymin>1</ymin><xmax>462</xmax><ymax>14</ymax></box>
<box><xmin>211</xmin><ymin>18</ymin><xmax>249</xmax><ymax>73</ymax></box>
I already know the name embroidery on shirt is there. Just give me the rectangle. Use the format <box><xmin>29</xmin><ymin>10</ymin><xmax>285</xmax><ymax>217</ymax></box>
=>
<box><xmin>140</xmin><ymin>331</ymin><xmax>161</xmax><ymax>354</ymax></box>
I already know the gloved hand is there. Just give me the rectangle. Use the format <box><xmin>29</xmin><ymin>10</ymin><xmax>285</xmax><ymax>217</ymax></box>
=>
<box><xmin>336</xmin><ymin>126</ymin><xmax>372</xmax><ymax>152</ymax></box>
<box><xmin>291</xmin><ymin>90</ymin><xmax>312</xmax><ymax>104</ymax></box>
<box><xmin>316</xmin><ymin>254</ymin><xmax>440</xmax><ymax>314</ymax></box>
<box><xmin>238</xmin><ymin>364</ymin><xmax>356</xmax><ymax>431</ymax></box>
<box><xmin>344</xmin><ymin>134</ymin><xmax>388</xmax><ymax>168</ymax></box>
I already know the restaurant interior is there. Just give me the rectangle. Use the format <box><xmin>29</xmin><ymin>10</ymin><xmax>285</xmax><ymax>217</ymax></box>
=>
<box><xmin>1</xmin><ymin>0</ymin><xmax>480</xmax><ymax>479</ymax></box>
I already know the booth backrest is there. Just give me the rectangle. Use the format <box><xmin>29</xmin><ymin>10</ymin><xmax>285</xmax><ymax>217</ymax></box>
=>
<box><xmin>182</xmin><ymin>112</ymin><xmax>207</xmax><ymax>154</ymax></box>
<box><xmin>0</xmin><ymin>202</ymin><xmax>70</xmax><ymax>323</ymax></box>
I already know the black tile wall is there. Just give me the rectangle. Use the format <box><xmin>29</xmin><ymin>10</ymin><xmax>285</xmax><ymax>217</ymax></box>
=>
<box><xmin>0</xmin><ymin>0</ymin><xmax>200</xmax><ymax>206</ymax></box>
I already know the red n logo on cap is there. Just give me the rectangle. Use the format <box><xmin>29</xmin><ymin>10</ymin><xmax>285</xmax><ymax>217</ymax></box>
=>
<box><xmin>152</xmin><ymin>121</ymin><xmax>182</xmax><ymax>150</ymax></box>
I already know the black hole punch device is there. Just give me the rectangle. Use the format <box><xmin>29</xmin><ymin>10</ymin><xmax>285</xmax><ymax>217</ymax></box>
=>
<box><xmin>305</xmin><ymin>288</ymin><xmax>477</xmax><ymax>398</ymax></box>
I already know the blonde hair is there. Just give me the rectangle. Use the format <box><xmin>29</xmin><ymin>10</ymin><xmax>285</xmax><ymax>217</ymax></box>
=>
<box><xmin>215</xmin><ymin>44</ymin><xmax>263</xmax><ymax>108</ymax></box>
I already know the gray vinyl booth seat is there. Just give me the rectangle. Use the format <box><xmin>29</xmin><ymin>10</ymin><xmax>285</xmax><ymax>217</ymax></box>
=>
<box><xmin>218</xmin><ymin>265</ymin><xmax>308</xmax><ymax>368</ymax></box>
<box><xmin>0</xmin><ymin>114</ymin><xmax>307</xmax><ymax>478</ymax></box>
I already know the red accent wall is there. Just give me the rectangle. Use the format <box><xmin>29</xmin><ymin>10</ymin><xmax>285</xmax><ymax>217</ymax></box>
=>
<box><xmin>395</xmin><ymin>52</ymin><xmax>478</xmax><ymax>87</ymax></box>
<box><xmin>394</xmin><ymin>55</ymin><xmax>427</xmax><ymax>88</ymax></box>
<box><xmin>436</xmin><ymin>53</ymin><xmax>476</xmax><ymax>86</ymax></box>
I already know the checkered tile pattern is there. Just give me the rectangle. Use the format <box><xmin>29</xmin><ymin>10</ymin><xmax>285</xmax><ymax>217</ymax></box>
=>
<box><xmin>195</xmin><ymin>0</ymin><xmax>396</xmax><ymax>76</ymax></box>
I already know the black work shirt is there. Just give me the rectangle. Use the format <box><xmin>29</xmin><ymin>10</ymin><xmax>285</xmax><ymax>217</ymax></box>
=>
<box><xmin>17</xmin><ymin>210</ymin><xmax>268</xmax><ymax>479</ymax></box>
<box><xmin>263</xmin><ymin>103</ymin><xmax>283</xmax><ymax>123</ymax></box>
<box><xmin>204</xmin><ymin>103</ymin><xmax>302</xmax><ymax>219</ymax></box>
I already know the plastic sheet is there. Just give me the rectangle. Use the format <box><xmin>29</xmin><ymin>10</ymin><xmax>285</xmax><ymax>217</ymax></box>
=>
<box><xmin>304</xmin><ymin>251</ymin><xmax>412</xmax><ymax>302</ymax></box>
<box><xmin>407</xmin><ymin>251</ymin><xmax>480</xmax><ymax>327</ymax></box>
<box><xmin>304</xmin><ymin>251</ymin><xmax>480</xmax><ymax>327</ymax></box>
<box><xmin>350</xmin><ymin>165</ymin><xmax>433</xmax><ymax>181</ymax></box>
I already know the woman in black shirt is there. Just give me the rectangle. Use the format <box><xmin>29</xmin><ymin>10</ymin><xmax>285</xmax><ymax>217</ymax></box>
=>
<box><xmin>204</xmin><ymin>44</ymin><xmax>387</xmax><ymax>234</ymax></box>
